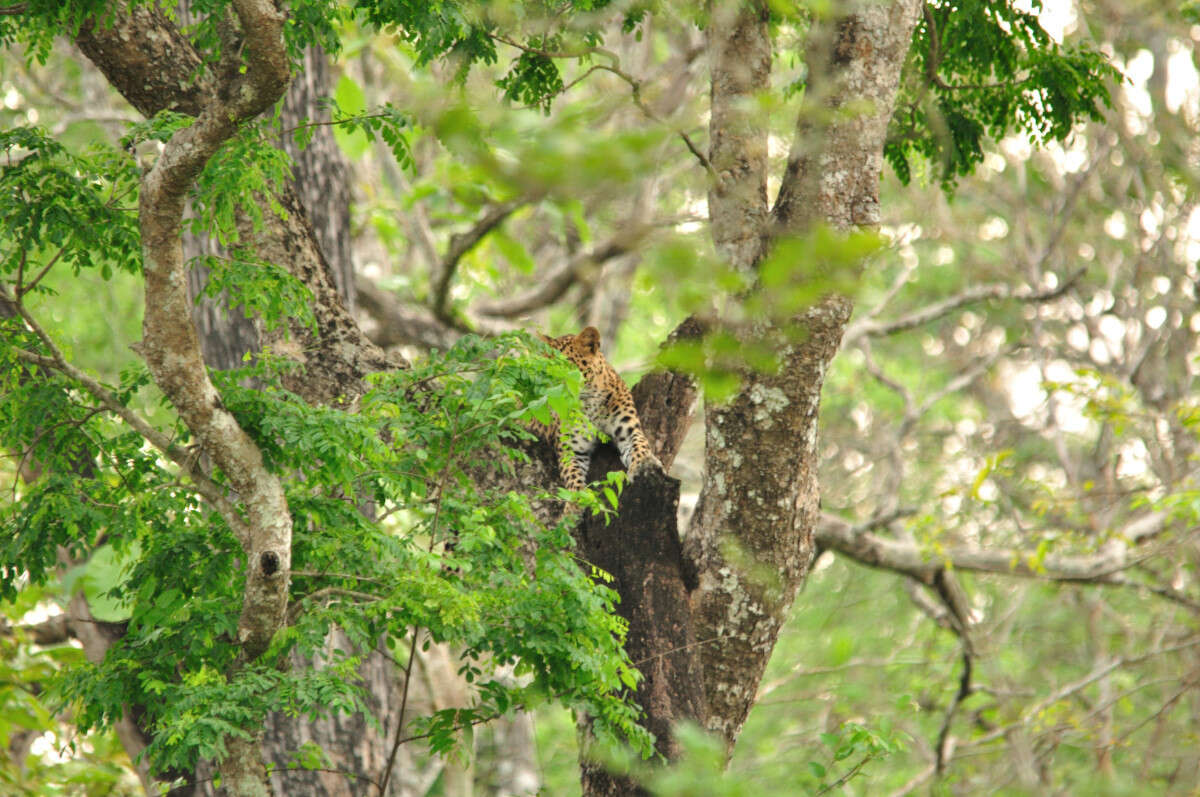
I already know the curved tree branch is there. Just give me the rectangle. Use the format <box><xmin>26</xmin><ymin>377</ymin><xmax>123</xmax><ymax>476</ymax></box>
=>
<box><xmin>134</xmin><ymin>2</ymin><xmax>293</xmax><ymax>792</ymax></box>
<box><xmin>816</xmin><ymin>511</ymin><xmax>1199</xmax><ymax>611</ymax></box>
<box><xmin>844</xmin><ymin>267</ymin><xmax>1086</xmax><ymax>342</ymax></box>
<box><xmin>474</xmin><ymin>236</ymin><xmax>633</xmax><ymax>319</ymax></box>
<box><xmin>431</xmin><ymin>198</ymin><xmax>528</xmax><ymax>322</ymax></box>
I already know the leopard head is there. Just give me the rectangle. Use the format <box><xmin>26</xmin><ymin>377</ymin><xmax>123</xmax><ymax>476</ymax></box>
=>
<box><xmin>539</xmin><ymin>327</ymin><xmax>602</xmax><ymax>371</ymax></box>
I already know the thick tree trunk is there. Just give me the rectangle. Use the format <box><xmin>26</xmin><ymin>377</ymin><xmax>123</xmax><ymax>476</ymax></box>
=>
<box><xmin>684</xmin><ymin>0</ymin><xmax>923</xmax><ymax>751</ymax></box>
<box><xmin>281</xmin><ymin>47</ymin><xmax>356</xmax><ymax>309</ymax></box>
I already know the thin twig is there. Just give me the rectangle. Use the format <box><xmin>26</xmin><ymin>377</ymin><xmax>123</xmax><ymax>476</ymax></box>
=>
<box><xmin>960</xmin><ymin>636</ymin><xmax>1200</xmax><ymax>750</ymax></box>
<box><xmin>489</xmin><ymin>32</ymin><xmax>714</xmax><ymax>177</ymax></box>
<box><xmin>277</xmin><ymin>111</ymin><xmax>394</xmax><ymax>138</ymax></box>
<box><xmin>922</xmin><ymin>3</ymin><xmax>1029</xmax><ymax>92</ymax></box>
<box><xmin>474</xmin><ymin>234</ymin><xmax>636</xmax><ymax>318</ymax></box>
<box><xmin>934</xmin><ymin>643</ymin><xmax>973</xmax><ymax>773</ymax></box>
<box><xmin>18</xmin><ymin>245</ymin><xmax>66</xmax><ymax>298</ymax></box>
<box><xmin>816</xmin><ymin>753</ymin><xmax>878</xmax><ymax>795</ymax></box>
<box><xmin>379</xmin><ymin>442</ymin><xmax>459</xmax><ymax>794</ymax></box>
<box><xmin>5</xmin><ymin>299</ymin><xmax>247</xmax><ymax>543</ymax></box>
<box><xmin>378</xmin><ymin>629</ymin><xmax>422</xmax><ymax>797</ymax></box>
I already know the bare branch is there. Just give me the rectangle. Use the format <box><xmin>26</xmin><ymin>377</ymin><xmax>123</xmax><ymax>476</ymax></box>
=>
<box><xmin>958</xmin><ymin>636</ymin><xmax>1200</xmax><ymax>751</ymax></box>
<box><xmin>431</xmin><ymin>199</ymin><xmax>527</xmax><ymax>322</ymax></box>
<box><xmin>933</xmin><ymin>615</ymin><xmax>973</xmax><ymax>773</ymax></box>
<box><xmin>356</xmin><ymin>278</ymin><xmax>461</xmax><ymax>350</ymax></box>
<box><xmin>816</xmin><ymin>512</ymin><xmax>1199</xmax><ymax>610</ymax></box>
<box><xmin>6</xmin><ymin>613</ymin><xmax>71</xmax><ymax>645</ymax></box>
<box><xmin>137</xmin><ymin>0</ymin><xmax>292</xmax><ymax>691</ymax></box>
<box><xmin>129</xmin><ymin>5</ymin><xmax>295</xmax><ymax>787</ymax></box>
<box><xmin>474</xmin><ymin>236</ymin><xmax>634</xmax><ymax>319</ymax></box>
<box><xmin>705</xmin><ymin>1</ymin><xmax>770</xmax><ymax>268</ymax></box>
<box><xmin>75</xmin><ymin>2</ymin><xmax>212</xmax><ymax>117</ymax></box>
<box><xmin>844</xmin><ymin>267</ymin><xmax>1085</xmax><ymax>343</ymax></box>
<box><xmin>772</xmin><ymin>1</ymin><xmax>921</xmax><ymax>234</ymax></box>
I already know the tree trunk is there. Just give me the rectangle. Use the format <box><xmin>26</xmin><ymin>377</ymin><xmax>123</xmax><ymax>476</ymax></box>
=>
<box><xmin>682</xmin><ymin>0</ymin><xmax>923</xmax><ymax>751</ymax></box>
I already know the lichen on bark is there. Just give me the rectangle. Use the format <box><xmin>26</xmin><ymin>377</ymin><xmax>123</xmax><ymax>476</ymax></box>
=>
<box><xmin>688</xmin><ymin>0</ymin><xmax>923</xmax><ymax>750</ymax></box>
<box><xmin>134</xmin><ymin>1</ymin><xmax>297</xmax><ymax>791</ymax></box>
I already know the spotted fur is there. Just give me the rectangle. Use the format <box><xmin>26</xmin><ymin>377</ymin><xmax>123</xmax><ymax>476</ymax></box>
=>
<box><xmin>538</xmin><ymin>327</ymin><xmax>662</xmax><ymax>491</ymax></box>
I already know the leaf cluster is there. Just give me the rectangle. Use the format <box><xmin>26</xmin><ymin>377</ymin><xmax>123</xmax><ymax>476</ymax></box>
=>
<box><xmin>0</xmin><ymin>0</ymin><xmax>112</xmax><ymax>65</ymax></box>
<box><xmin>352</xmin><ymin>0</ymin><xmax>640</xmax><ymax>109</ymax></box>
<box><xmin>887</xmin><ymin>0</ymin><xmax>1119</xmax><ymax>187</ymax></box>
<box><xmin>189</xmin><ymin>119</ymin><xmax>294</xmax><ymax>244</ymax></box>
<box><xmin>193</xmin><ymin>249</ymin><xmax>317</xmax><ymax>334</ymax></box>
<box><xmin>3</xmin><ymin>329</ymin><xmax>652</xmax><ymax>773</ymax></box>
<box><xmin>0</xmin><ymin>127</ymin><xmax>140</xmax><ymax>290</ymax></box>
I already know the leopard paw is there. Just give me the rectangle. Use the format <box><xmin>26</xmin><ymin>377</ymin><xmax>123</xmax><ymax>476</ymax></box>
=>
<box><xmin>628</xmin><ymin>453</ymin><xmax>663</xmax><ymax>482</ymax></box>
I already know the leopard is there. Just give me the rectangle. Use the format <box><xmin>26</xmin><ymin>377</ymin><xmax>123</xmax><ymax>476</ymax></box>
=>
<box><xmin>537</xmin><ymin>326</ymin><xmax>662</xmax><ymax>492</ymax></box>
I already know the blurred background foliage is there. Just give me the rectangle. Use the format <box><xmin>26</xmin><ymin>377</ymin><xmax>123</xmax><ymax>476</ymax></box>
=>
<box><xmin>2</xmin><ymin>0</ymin><xmax>1199</xmax><ymax>793</ymax></box>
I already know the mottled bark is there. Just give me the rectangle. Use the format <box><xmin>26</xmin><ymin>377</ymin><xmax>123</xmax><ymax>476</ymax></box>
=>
<box><xmin>281</xmin><ymin>47</ymin><xmax>356</xmax><ymax>308</ymax></box>
<box><xmin>706</xmin><ymin>1</ymin><xmax>770</xmax><ymax>269</ymax></box>
<box><xmin>685</xmin><ymin>298</ymin><xmax>851</xmax><ymax>745</ymax></box>
<box><xmin>75</xmin><ymin>4</ymin><xmax>210</xmax><ymax>117</ymax></box>
<box><xmin>356</xmin><ymin>276</ymin><xmax>459</xmax><ymax>350</ymax></box>
<box><xmin>185</xmin><ymin>229</ymin><xmax>261</xmax><ymax>370</ymax></box>
<box><xmin>259</xmin><ymin>635</ymin><xmax>404</xmax><ymax>797</ymax></box>
<box><xmin>772</xmin><ymin>3</ymin><xmax>923</xmax><ymax>233</ymax></box>
<box><xmin>575</xmin><ymin>462</ymin><xmax>703</xmax><ymax>795</ymax></box>
<box><xmin>75</xmin><ymin>9</ymin><xmax>434</xmax><ymax>793</ymax></box>
<box><xmin>79</xmin><ymin>2</ymin><xmax>397</xmax><ymax>400</ymax></box>
<box><xmin>629</xmin><ymin>318</ymin><xmax>705</xmax><ymax>472</ymax></box>
<box><xmin>136</xmin><ymin>1</ymin><xmax>293</xmax><ymax>793</ymax></box>
<box><xmin>687</xmin><ymin>0</ymin><xmax>923</xmax><ymax>750</ymax></box>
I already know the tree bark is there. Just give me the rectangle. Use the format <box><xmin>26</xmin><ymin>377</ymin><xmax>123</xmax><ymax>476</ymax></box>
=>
<box><xmin>685</xmin><ymin>0</ymin><xmax>923</xmax><ymax>750</ymax></box>
<box><xmin>79</xmin><ymin>1</ymin><xmax>397</xmax><ymax>400</ymax></box>
<box><xmin>577</xmin><ymin>464</ymin><xmax>705</xmax><ymax>796</ymax></box>
<box><xmin>136</xmin><ymin>1</ymin><xmax>294</xmax><ymax>793</ymax></box>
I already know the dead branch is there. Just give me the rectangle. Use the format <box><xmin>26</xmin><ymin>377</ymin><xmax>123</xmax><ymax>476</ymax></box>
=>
<box><xmin>844</xmin><ymin>267</ymin><xmax>1086</xmax><ymax>343</ymax></box>
<box><xmin>431</xmin><ymin>198</ymin><xmax>528</xmax><ymax>323</ymax></box>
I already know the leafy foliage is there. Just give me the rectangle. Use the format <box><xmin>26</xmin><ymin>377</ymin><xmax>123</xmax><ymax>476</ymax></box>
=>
<box><xmin>189</xmin><ymin>121</ymin><xmax>294</xmax><ymax>244</ymax></box>
<box><xmin>887</xmin><ymin>0</ymin><xmax>1120</xmax><ymax>187</ymax></box>
<box><xmin>0</xmin><ymin>127</ymin><xmax>140</xmax><ymax>288</ymax></box>
<box><xmin>2</xmin><ymin>326</ymin><xmax>651</xmax><ymax>773</ymax></box>
<box><xmin>0</xmin><ymin>0</ymin><xmax>111</xmax><ymax>64</ymax></box>
<box><xmin>0</xmin><ymin>0</ymin><xmax>1165</xmax><ymax>792</ymax></box>
<box><xmin>192</xmin><ymin>249</ymin><xmax>317</xmax><ymax>334</ymax></box>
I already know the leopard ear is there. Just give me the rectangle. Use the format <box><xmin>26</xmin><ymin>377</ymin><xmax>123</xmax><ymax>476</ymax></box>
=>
<box><xmin>577</xmin><ymin>326</ymin><xmax>601</xmax><ymax>354</ymax></box>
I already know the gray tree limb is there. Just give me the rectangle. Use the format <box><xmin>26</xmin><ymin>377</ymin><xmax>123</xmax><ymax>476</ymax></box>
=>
<box><xmin>135</xmin><ymin>2</ymin><xmax>293</xmax><ymax>793</ymax></box>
